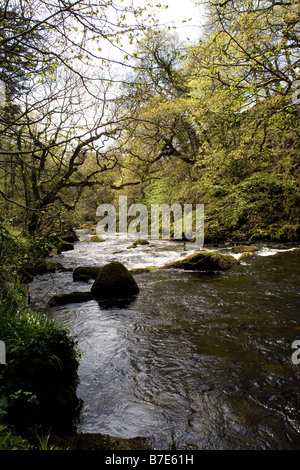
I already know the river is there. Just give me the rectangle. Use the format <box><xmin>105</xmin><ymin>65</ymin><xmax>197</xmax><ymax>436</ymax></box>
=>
<box><xmin>29</xmin><ymin>231</ymin><xmax>300</xmax><ymax>450</ymax></box>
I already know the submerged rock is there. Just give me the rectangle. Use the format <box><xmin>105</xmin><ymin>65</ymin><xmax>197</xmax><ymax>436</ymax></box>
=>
<box><xmin>165</xmin><ymin>250</ymin><xmax>238</xmax><ymax>272</ymax></box>
<box><xmin>91</xmin><ymin>261</ymin><xmax>139</xmax><ymax>299</ymax></box>
<box><xmin>238</xmin><ymin>251</ymin><xmax>257</xmax><ymax>261</ymax></box>
<box><xmin>231</xmin><ymin>244</ymin><xmax>259</xmax><ymax>254</ymax></box>
<box><xmin>48</xmin><ymin>291</ymin><xmax>94</xmax><ymax>306</ymax></box>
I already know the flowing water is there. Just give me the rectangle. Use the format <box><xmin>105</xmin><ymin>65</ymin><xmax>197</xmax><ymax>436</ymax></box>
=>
<box><xmin>29</xmin><ymin>231</ymin><xmax>300</xmax><ymax>450</ymax></box>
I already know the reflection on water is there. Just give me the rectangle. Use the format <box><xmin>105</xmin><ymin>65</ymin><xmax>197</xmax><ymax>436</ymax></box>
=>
<box><xmin>29</xmin><ymin>232</ymin><xmax>300</xmax><ymax>449</ymax></box>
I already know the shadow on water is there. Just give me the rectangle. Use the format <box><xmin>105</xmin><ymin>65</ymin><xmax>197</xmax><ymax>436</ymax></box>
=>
<box><xmin>95</xmin><ymin>295</ymin><xmax>139</xmax><ymax>310</ymax></box>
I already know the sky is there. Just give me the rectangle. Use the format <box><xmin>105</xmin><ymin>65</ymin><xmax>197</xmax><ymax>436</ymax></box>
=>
<box><xmin>99</xmin><ymin>0</ymin><xmax>205</xmax><ymax>68</ymax></box>
<box><xmin>156</xmin><ymin>0</ymin><xmax>205</xmax><ymax>42</ymax></box>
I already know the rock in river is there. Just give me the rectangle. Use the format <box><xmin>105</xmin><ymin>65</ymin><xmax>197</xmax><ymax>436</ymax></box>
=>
<box><xmin>91</xmin><ymin>261</ymin><xmax>139</xmax><ymax>299</ymax></box>
<box><xmin>90</xmin><ymin>235</ymin><xmax>105</xmax><ymax>243</ymax></box>
<box><xmin>165</xmin><ymin>250</ymin><xmax>238</xmax><ymax>272</ymax></box>
<box><xmin>49</xmin><ymin>262</ymin><xmax>139</xmax><ymax>307</ymax></box>
<box><xmin>127</xmin><ymin>238</ymin><xmax>149</xmax><ymax>249</ymax></box>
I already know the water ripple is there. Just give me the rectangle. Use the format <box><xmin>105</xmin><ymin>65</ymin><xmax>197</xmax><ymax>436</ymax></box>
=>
<box><xmin>29</xmin><ymin>232</ymin><xmax>300</xmax><ymax>449</ymax></box>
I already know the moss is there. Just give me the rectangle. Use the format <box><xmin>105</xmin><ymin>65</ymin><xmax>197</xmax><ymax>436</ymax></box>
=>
<box><xmin>46</xmin><ymin>229</ymin><xmax>78</xmax><ymax>250</ymax></box>
<box><xmin>130</xmin><ymin>266</ymin><xmax>161</xmax><ymax>274</ymax></box>
<box><xmin>249</xmin><ymin>227</ymin><xmax>271</xmax><ymax>241</ymax></box>
<box><xmin>204</xmin><ymin>223</ymin><xmax>230</xmax><ymax>244</ymax></box>
<box><xmin>165</xmin><ymin>251</ymin><xmax>239</xmax><ymax>271</ymax></box>
<box><xmin>40</xmin><ymin>261</ymin><xmax>64</xmax><ymax>273</ymax></box>
<box><xmin>269</xmin><ymin>224</ymin><xmax>300</xmax><ymax>242</ymax></box>
<box><xmin>91</xmin><ymin>261</ymin><xmax>139</xmax><ymax>299</ymax></box>
<box><xmin>90</xmin><ymin>235</ymin><xmax>105</xmax><ymax>242</ymax></box>
<box><xmin>249</xmin><ymin>224</ymin><xmax>300</xmax><ymax>242</ymax></box>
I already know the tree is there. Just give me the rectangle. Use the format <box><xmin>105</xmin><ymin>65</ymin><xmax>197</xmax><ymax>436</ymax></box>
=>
<box><xmin>0</xmin><ymin>0</ymin><xmax>164</xmax><ymax>234</ymax></box>
<box><xmin>193</xmin><ymin>0</ymin><xmax>300</xmax><ymax>97</ymax></box>
<box><xmin>179</xmin><ymin>0</ymin><xmax>300</xmax><ymax>239</ymax></box>
<box><xmin>0</xmin><ymin>6</ymin><xmax>45</xmax><ymax>99</ymax></box>
<box><xmin>113</xmin><ymin>3</ymin><xmax>300</xmax><ymax>241</ymax></box>
<box><xmin>129</xmin><ymin>29</ymin><xmax>189</xmax><ymax>99</ymax></box>
<box><xmin>111</xmin><ymin>29</ymin><xmax>201</xmax><ymax>196</ymax></box>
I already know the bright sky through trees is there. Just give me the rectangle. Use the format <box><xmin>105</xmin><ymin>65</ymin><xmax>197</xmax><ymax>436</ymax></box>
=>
<box><xmin>156</xmin><ymin>0</ymin><xmax>204</xmax><ymax>40</ymax></box>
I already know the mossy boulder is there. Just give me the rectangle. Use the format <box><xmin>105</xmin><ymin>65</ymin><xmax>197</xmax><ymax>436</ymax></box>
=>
<box><xmin>48</xmin><ymin>291</ymin><xmax>94</xmax><ymax>307</ymax></box>
<box><xmin>90</xmin><ymin>235</ymin><xmax>105</xmax><ymax>242</ymax></box>
<box><xmin>127</xmin><ymin>238</ymin><xmax>150</xmax><ymax>249</ymax></box>
<box><xmin>165</xmin><ymin>251</ymin><xmax>238</xmax><ymax>272</ymax></box>
<box><xmin>73</xmin><ymin>266</ymin><xmax>101</xmax><ymax>282</ymax></box>
<box><xmin>231</xmin><ymin>244</ymin><xmax>259</xmax><ymax>254</ymax></box>
<box><xmin>91</xmin><ymin>261</ymin><xmax>139</xmax><ymax>299</ymax></box>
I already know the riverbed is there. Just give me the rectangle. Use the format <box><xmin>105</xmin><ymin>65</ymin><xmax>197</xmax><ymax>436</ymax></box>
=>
<box><xmin>29</xmin><ymin>232</ymin><xmax>300</xmax><ymax>450</ymax></box>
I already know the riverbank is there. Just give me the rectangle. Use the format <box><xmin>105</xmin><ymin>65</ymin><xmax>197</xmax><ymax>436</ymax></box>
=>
<box><xmin>0</xmin><ymin>278</ymin><xmax>81</xmax><ymax>448</ymax></box>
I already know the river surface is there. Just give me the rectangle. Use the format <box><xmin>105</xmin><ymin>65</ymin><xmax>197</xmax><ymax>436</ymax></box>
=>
<box><xmin>29</xmin><ymin>231</ymin><xmax>300</xmax><ymax>450</ymax></box>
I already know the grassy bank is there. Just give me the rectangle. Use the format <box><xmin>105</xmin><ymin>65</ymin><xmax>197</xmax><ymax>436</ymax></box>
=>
<box><xmin>0</xmin><ymin>278</ymin><xmax>81</xmax><ymax>449</ymax></box>
<box><xmin>0</xmin><ymin>223</ymin><xmax>81</xmax><ymax>449</ymax></box>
